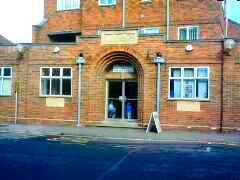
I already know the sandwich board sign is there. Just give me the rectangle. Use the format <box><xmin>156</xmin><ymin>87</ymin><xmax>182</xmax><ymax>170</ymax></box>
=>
<box><xmin>146</xmin><ymin>112</ymin><xmax>162</xmax><ymax>134</ymax></box>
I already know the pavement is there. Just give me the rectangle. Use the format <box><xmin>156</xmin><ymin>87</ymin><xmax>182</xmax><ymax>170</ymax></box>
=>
<box><xmin>0</xmin><ymin>124</ymin><xmax>240</xmax><ymax>145</ymax></box>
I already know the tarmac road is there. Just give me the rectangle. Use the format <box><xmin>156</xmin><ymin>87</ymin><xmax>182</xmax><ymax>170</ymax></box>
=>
<box><xmin>0</xmin><ymin>136</ymin><xmax>240</xmax><ymax>180</ymax></box>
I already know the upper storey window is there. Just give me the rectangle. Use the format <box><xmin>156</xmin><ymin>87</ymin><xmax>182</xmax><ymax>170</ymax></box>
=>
<box><xmin>98</xmin><ymin>0</ymin><xmax>116</xmax><ymax>6</ymax></box>
<box><xmin>139</xmin><ymin>27</ymin><xmax>160</xmax><ymax>35</ymax></box>
<box><xmin>178</xmin><ymin>26</ymin><xmax>199</xmax><ymax>41</ymax></box>
<box><xmin>57</xmin><ymin>0</ymin><xmax>80</xmax><ymax>11</ymax></box>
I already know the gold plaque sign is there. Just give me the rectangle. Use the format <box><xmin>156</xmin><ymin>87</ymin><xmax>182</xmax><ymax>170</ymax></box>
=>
<box><xmin>46</xmin><ymin>98</ymin><xmax>65</xmax><ymax>108</ymax></box>
<box><xmin>101</xmin><ymin>30</ymin><xmax>138</xmax><ymax>45</ymax></box>
<box><xmin>177</xmin><ymin>101</ymin><xmax>201</xmax><ymax>112</ymax></box>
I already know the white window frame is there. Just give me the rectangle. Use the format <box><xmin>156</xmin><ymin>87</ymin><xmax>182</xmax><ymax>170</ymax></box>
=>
<box><xmin>98</xmin><ymin>0</ymin><xmax>116</xmax><ymax>6</ymax></box>
<box><xmin>168</xmin><ymin>67</ymin><xmax>210</xmax><ymax>101</ymax></box>
<box><xmin>178</xmin><ymin>25</ymin><xmax>199</xmax><ymax>40</ymax></box>
<box><xmin>141</xmin><ymin>0</ymin><xmax>152</xmax><ymax>3</ymax></box>
<box><xmin>40</xmin><ymin>67</ymin><xmax>72</xmax><ymax>97</ymax></box>
<box><xmin>57</xmin><ymin>0</ymin><xmax>80</xmax><ymax>11</ymax></box>
<box><xmin>139</xmin><ymin>27</ymin><xmax>160</xmax><ymax>35</ymax></box>
<box><xmin>0</xmin><ymin>67</ymin><xmax>12</xmax><ymax>96</ymax></box>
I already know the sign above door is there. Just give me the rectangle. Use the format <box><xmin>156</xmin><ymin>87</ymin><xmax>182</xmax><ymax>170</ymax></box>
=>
<box><xmin>112</xmin><ymin>64</ymin><xmax>134</xmax><ymax>73</ymax></box>
<box><xmin>101</xmin><ymin>30</ymin><xmax>138</xmax><ymax>45</ymax></box>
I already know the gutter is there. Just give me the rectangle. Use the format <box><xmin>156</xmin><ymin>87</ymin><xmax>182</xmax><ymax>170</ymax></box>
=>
<box><xmin>220</xmin><ymin>40</ymin><xmax>224</xmax><ymax>133</ymax></box>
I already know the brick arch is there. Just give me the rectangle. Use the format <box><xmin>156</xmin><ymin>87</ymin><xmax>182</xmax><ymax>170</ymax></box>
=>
<box><xmin>94</xmin><ymin>47</ymin><xmax>145</xmax><ymax>76</ymax></box>
<box><xmin>92</xmin><ymin>49</ymin><xmax>145</xmax><ymax>126</ymax></box>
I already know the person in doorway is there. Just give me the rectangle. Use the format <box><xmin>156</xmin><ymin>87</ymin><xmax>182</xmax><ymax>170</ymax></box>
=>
<box><xmin>126</xmin><ymin>102</ymin><xmax>133</xmax><ymax>120</ymax></box>
<box><xmin>108</xmin><ymin>101</ymin><xmax>116</xmax><ymax>118</ymax></box>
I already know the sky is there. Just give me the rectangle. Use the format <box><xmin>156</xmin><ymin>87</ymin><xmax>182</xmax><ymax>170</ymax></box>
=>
<box><xmin>0</xmin><ymin>0</ymin><xmax>239</xmax><ymax>43</ymax></box>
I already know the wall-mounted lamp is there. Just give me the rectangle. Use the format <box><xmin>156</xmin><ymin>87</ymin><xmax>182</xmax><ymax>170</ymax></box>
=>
<box><xmin>53</xmin><ymin>46</ymin><xmax>60</xmax><ymax>55</ymax></box>
<box><xmin>153</xmin><ymin>52</ymin><xmax>165</xmax><ymax>64</ymax></box>
<box><xmin>16</xmin><ymin>44</ymin><xmax>25</xmax><ymax>59</ymax></box>
<box><xmin>185</xmin><ymin>44</ymin><xmax>193</xmax><ymax>52</ymax></box>
<box><xmin>76</xmin><ymin>53</ymin><xmax>86</xmax><ymax>64</ymax></box>
<box><xmin>224</xmin><ymin>39</ymin><xmax>236</xmax><ymax>53</ymax></box>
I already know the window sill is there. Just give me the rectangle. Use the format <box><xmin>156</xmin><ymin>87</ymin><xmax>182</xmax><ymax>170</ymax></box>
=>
<box><xmin>98</xmin><ymin>4</ymin><xmax>116</xmax><ymax>7</ymax></box>
<box><xmin>140</xmin><ymin>0</ymin><xmax>152</xmax><ymax>4</ymax></box>
<box><xmin>167</xmin><ymin>98</ymin><xmax>210</xmax><ymax>102</ymax></box>
<box><xmin>39</xmin><ymin>95</ymin><xmax>72</xmax><ymax>98</ymax></box>
<box><xmin>177</xmin><ymin>40</ymin><xmax>199</xmax><ymax>42</ymax></box>
<box><xmin>56</xmin><ymin>8</ymin><xmax>80</xmax><ymax>12</ymax></box>
<box><xmin>0</xmin><ymin>95</ymin><xmax>12</xmax><ymax>97</ymax></box>
<box><xmin>139</xmin><ymin>33</ymin><xmax>163</xmax><ymax>37</ymax></box>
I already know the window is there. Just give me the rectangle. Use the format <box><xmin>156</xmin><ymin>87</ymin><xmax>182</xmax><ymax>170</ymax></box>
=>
<box><xmin>139</xmin><ymin>27</ymin><xmax>160</xmax><ymax>35</ymax></box>
<box><xmin>48</xmin><ymin>31</ymin><xmax>81</xmax><ymax>43</ymax></box>
<box><xmin>49</xmin><ymin>34</ymin><xmax>77</xmax><ymax>43</ymax></box>
<box><xmin>57</xmin><ymin>0</ymin><xmax>80</xmax><ymax>11</ymax></box>
<box><xmin>98</xmin><ymin>0</ymin><xmax>116</xmax><ymax>6</ymax></box>
<box><xmin>40</xmin><ymin>67</ymin><xmax>72</xmax><ymax>96</ymax></box>
<box><xmin>169</xmin><ymin>67</ymin><xmax>209</xmax><ymax>100</ymax></box>
<box><xmin>178</xmin><ymin>26</ymin><xmax>199</xmax><ymax>40</ymax></box>
<box><xmin>0</xmin><ymin>67</ymin><xmax>12</xmax><ymax>96</ymax></box>
<box><xmin>141</xmin><ymin>0</ymin><xmax>152</xmax><ymax>3</ymax></box>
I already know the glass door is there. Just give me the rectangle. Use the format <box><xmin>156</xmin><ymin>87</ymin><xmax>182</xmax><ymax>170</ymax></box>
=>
<box><xmin>106</xmin><ymin>80</ymin><xmax>138</xmax><ymax>121</ymax></box>
<box><xmin>124</xmin><ymin>81</ymin><xmax>138</xmax><ymax>121</ymax></box>
<box><xmin>107</xmin><ymin>81</ymin><xmax>123</xmax><ymax>120</ymax></box>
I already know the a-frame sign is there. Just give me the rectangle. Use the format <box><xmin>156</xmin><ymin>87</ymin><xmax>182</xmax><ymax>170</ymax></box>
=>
<box><xmin>146</xmin><ymin>112</ymin><xmax>162</xmax><ymax>134</ymax></box>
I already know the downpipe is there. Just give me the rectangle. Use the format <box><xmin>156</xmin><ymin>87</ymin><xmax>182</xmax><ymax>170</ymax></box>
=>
<box><xmin>166</xmin><ymin>0</ymin><xmax>170</xmax><ymax>40</ymax></box>
<box><xmin>76</xmin><ymin>54</ymin><xmax>85</xmax><ymax>127</ymax></box>
<box><xmin>77</xmin><ymin>64</ymin><xmax>82</xmax><ymax>127</ymax></box>
<box><xmin>220</xmin><ymin>40</ymin><xmax>224</xmax><ymax>133</ymax></box>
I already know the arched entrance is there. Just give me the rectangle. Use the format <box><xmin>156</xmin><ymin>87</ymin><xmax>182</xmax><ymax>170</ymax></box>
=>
<box><xmin>96</xmin><ymin>51</ymin><xmax>144</xmax><ymax>126</ymax></box>
<box><xmin>105</xmin><ymin>61</ymin><xmax>138</xmax><ymax>122</ymax></box>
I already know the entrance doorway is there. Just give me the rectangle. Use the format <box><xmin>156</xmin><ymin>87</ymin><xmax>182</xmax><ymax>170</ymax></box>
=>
<box><xmin>106</xmin><ymin>80</ymin><xmax>138</xmax><ymax>122</ymax></box>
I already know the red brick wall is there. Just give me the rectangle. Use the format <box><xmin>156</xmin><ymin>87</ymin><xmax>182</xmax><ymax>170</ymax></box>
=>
<box><xmin>0</xmin><ymin>47</ymin><xmax>19</xmax><ymax>123</ymax></box>
<box><xmin>223</xmin><ymin>42</ymin><xmax>240</xmax><ymax>130</ymax></box>
<box><xmin>0</xmin><ymin>40</ymin><xmax>233</xmax><ymax>131</ymax></box>
<box><xmin>33</xmin><ymin>0</ymin><xmax>225</xmax><ymax>43</ymax></box>
<box><xmin>2</xmin><ymin>0</ymin><xmax>239</xmax><ymax>131</ymax></box>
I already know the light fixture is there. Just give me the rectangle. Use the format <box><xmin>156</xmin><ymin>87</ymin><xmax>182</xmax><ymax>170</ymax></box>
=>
<box><xmin>16</xmin><ymin>44</ymin><xmax>24</xmax><ymax>53</ymax></box>
<box><xmin>16</xmin><ymin>44</ymin><xmax>25</xmax><ymax>59</ymax></box>
<box><xmin>53</xmin><ymin>47</ymin><xmax>60</xmax><ymax>54</ymax></box>
<box><xmin>224</xmin><ymin>39</ymin><xmax>236</xmax><ymax>52</ymax></box>
<box><xmin>185</xmin><ymin>44</ymin><xmax>193</xmax><ymax>52</ymax></box>
<box><xmin>153</xmin><ymin>52</ymin><xmax>165</xmax><ymax>64</ymax></box>
<box><xmin>76</xmin><ymin>53</ymin><xmax>86</xmax><ymax>64</ymax></box>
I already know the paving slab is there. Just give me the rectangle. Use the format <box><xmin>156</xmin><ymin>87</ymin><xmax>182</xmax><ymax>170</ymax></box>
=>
<box><xmin>0</xmin><ymin>124</ymin><xmax>240</xmax><ymax>145</ymax></box>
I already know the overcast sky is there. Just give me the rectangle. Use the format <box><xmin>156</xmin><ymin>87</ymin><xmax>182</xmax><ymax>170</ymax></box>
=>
<box><xmin>0</xmin><ymin>0</ymin><xmax>239</xmax><ymax>43</ymax></box>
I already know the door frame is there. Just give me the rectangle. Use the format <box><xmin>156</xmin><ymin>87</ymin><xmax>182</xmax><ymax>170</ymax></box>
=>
<box><xmin>105</xmin><ymin>79</ymin><xmax>138</xmax><ymax>122</ymax></box>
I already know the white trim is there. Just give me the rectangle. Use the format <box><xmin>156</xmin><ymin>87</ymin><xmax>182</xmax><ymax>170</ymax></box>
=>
<box><xmin>139</xmin><ymin>27</ymin><xmax>160</xmax><ymax>35</ymax></box>
<box><xmin>105</xmin><ymin>81</ymin><xmax>109</xmax><ymax>121</ymax></box>
<box><xmin>98</xmin><ymin>0</ymin><xmax>116</xmax><ymax>6</ymax></box>
<box><xmin>178</xmin><ymin>25</ymin><xmax>199</xmax><ymax>40</ymax></box>
<box><xmin>141</xmin><ymin>0</ymin><xmax>152</xmax><ymax>3</ymax></box>
<box><xmin>168</xmin><ymin>67</ymin><xmax>210</xmax><ymax>101</ymax></box>
<box><xmin>57</xmin><ymin>0</ymin><xmax>80</xmax><ymax>11</ymax></box>
<box><xmin>0</xmin><ymin>67</ymin><xmax>12</xmax><ymax>96</ymax></box>
<box><xmin>39</xmin><ymin>67</ymin><xmax>72</xmax><ymax>97</ymax></box>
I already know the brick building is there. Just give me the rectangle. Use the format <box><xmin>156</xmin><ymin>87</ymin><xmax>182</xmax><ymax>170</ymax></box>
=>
<box><xmin>0</xmin><ymin>0</ymin><xmax>239</xmax><ymax>131</ymax></box>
